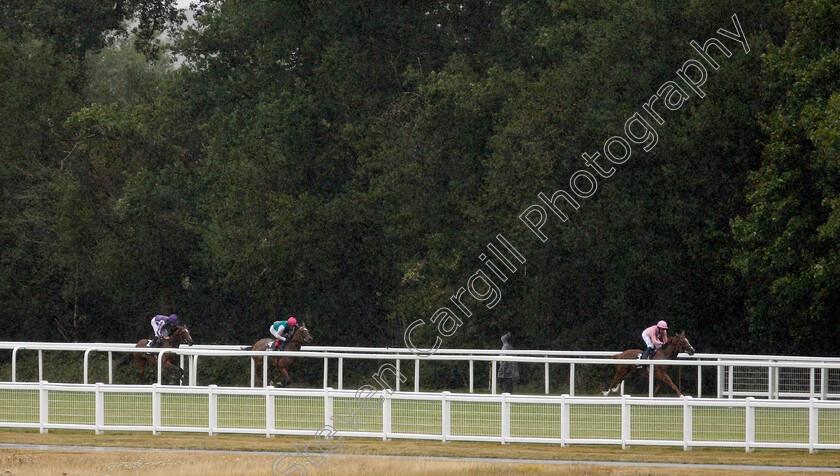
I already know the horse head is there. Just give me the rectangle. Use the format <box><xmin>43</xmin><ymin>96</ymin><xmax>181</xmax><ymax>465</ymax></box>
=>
<box><xmin>669</xmin><ymin>331</ymin><xmax>694</xmax><ymax>356</ymax></box>
<box><xmin>294</xmin><ymin>323</ymin><xmax>313</xmax><ymax>344</ymax></box>
<box><xmin>172</xmin><ymin>325</ymin><xmax>194</xmax><ymax>346</ymax></box>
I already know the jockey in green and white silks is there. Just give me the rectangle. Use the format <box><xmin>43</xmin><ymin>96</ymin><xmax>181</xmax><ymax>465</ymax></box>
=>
<box><xmin>270</xmin><ymin>317</ymin><xmax>298</xmax><ymax>350</ymax></box>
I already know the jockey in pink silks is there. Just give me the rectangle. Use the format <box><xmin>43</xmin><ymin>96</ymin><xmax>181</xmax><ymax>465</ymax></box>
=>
<box><xmin>640</xmin><ymin>320</ymin><xmax>668</xmax><ymax>360</ymax></box>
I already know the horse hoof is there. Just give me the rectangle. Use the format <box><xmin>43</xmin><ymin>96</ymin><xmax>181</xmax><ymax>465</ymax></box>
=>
<box><xmin>601</xmin><ymin>390</ymin><xmax>609</xmax><ymax>396</ymax></box>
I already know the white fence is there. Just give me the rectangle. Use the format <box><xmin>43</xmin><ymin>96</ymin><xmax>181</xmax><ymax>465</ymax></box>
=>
<box><xmin>1</xmin><ymin>381</ymin><xmax>839</xmax><ymax>452</ymax></box>
<box><xmin>2</xmin><ymin>342</ymin><xmax>840</xmax><ymax>399</ymax></box>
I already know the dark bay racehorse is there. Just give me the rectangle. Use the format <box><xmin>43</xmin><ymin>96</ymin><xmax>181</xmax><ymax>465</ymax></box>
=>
<box><xmin>134</xmin><ymin>324</ymin><xmax>194</xmax><ymax>385</ymax></box>
<box><xmin>251</xmin><ymin>322</ymin><xmax>313</xmax><ymax>387</ymax></box>
<box><xmin>602</xmin><ymin>331</ymin><xmax>695</xmax><ymax>397</ymax></box>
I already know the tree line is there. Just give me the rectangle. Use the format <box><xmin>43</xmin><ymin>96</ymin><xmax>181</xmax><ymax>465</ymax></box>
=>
<box><xmin>1</xmin><ymin>0</ymin><xmax>839</xmax><ymax>356</ymax></box>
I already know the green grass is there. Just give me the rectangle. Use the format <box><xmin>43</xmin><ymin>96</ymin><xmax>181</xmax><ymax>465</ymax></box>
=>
<box><xmin>2</xmin><ymin>388</ymin><xmax>839</xmax><ymax>446</ymax></box>
<box><xmin>105</xmin><ymin>392</ymin><xmax>152</xmax><ymax>426</ymax></box>
<box><xmin>0</xmin><ymin>389</ymin><xmax>38</xmax><ymax>423</ymax></box>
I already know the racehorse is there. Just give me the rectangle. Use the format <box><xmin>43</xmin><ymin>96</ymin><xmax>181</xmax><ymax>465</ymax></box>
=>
<box><xmin>602</xmin><ymin>331</ymin><xmax>695</xmax><ymax>397</ymax></box>
<box><xmin>134</xmin><ymin>324</ymin><xmax>194</xmax><ymax>385</ymax></box>
<box><xmin>251</xmin><ymin>322</ymin><xmax>313</xmax><ymax>387</ymax></box>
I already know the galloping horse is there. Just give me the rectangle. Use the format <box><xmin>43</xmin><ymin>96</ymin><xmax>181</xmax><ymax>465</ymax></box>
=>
<box><xmin>602</xmin><ymin>331</ymin><xmax>695</xmax><ymax>397</ymax></box>
<box><xmin>251</xmin><ymin>322</ymin><xmax>313</xmax><ymax>387</ymax></box>
<box><xmin>134</xmin><ymin>324</ymin><xmax>194</xmax><ymax>385</ymax></box>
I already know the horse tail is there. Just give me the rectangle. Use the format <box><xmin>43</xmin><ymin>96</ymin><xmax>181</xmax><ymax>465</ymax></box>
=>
<box><xmin>118</xmin><ymin>351</ymin><xmax>136</xmax><ymax>366</ymax></box>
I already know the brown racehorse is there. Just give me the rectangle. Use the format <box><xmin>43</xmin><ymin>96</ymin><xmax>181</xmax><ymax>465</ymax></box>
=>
<box><xmin>134</xmin><ymin>324</ymin><xmax>194</xmax><ymax>385</ymax></box>
<box><xmin>602</xmin><ymin>331</ymin><xmax>695</xmax><ymax>397</ymax></box>
<box><xmin>251</xmin><ymin>322</ymin><xmax>313</xmax><ymax>387</ymax></box>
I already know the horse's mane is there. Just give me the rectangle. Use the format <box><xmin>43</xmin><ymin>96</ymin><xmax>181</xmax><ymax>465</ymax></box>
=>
<box><xmin>168</xmin><ymin>324</ymin><xmax>190</xmax><ymax>344</ymax></box>
<box><xmin>659</xmin><ymin>332</ymin><xmax>685</xmax><ymax>354</ymax></box>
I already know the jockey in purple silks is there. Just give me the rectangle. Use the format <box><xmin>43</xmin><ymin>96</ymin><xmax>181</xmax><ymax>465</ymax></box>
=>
<box><xmin>150</xmin><ymin>314</ymin><xmax>178</xmax><ymax>347</ymax></box>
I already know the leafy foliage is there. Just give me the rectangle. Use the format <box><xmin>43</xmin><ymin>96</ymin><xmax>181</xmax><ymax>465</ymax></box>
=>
<box><xmin>732</xmin><ymin>0</ymin><xmax>840</xmax><ymax>354</ymax></box>
<box><xmin>0</xmin><ymin>0</ymin><xmax>835</xmax><ymax>360</ymax></box>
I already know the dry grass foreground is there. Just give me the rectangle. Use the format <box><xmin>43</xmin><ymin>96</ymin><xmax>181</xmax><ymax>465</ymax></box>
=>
<box><xmin>0</xmin><ymin>449</ymin><xmax>835</xmax><ymax>476</ymax></box>
<box><xmin>0</xmin><ymin>429</ymin><xmax>838</xmax><ymax>475</ymax></box>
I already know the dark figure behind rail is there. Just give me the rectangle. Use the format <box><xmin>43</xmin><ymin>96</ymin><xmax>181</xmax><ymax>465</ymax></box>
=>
<box><xmin>497</xmin><ymin>332</ymin><xmax>519</xmax><ymax>394</ymax></box>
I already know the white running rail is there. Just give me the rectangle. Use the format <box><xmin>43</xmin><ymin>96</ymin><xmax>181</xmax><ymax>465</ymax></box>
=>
<box><xmin>0</xmin><ymin>381</ymin><xmax>838</xmax><ymax>452</ymax></box>
<box><xmin>2</xmin><ymin>342</ymin><xmax>840</xmax><ymax>399</ymax></box>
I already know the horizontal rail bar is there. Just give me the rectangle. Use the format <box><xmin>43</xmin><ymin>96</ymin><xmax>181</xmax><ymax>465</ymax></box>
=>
<box><xmin>5</xmin><ymin>341</ymin><xmax>840</xmax><ymax>363</ymax></box>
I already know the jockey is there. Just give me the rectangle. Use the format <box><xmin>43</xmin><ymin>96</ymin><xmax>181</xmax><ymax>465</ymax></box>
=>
<box><xmin>270</xmin><ymin>317</ymin><xmax>298</xmax><ymax>350</ymax></box>
<box><xmin>641</xmin><ymin>320</ymin><xmax>668</xmax><ymax>360</ymax></box>
<box><xmin>151</xmin><ymin>314</ymin><xmax>178</xmax><ymax>347</ymax></box>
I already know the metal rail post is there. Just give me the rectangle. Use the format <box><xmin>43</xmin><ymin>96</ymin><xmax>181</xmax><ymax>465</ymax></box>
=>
<box><xmin>544</xmin><ymin>360</ymin><xmax>549</xmax><ymax>395</ymax></box>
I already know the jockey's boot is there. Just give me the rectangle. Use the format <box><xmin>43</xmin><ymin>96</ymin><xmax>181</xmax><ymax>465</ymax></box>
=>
<box><xmin>636</xmin><ymin>348</ymin><xmax>652</xmax><ymax>369</ymax></box>
<box><xmin>278</xmin><ymin>339</ymin><xmax>287</xmax><ymax>351</ymax></box>
<box><xmin>151</xmin><ymin>336</ymin><xmax>161</xmax><ymax>347</ymax></box>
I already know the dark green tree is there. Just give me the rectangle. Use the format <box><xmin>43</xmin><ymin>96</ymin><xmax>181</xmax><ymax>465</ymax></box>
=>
<box><xmin>732</xmin><ymin>0</ymin><xmax>840</xmax><ymax>354</ymax></box>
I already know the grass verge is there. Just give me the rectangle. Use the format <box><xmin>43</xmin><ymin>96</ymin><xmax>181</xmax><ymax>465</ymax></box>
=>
<box><xmin>2</xmin><ymin>448</ymin><xmax>834</xmax><ymax>476</ymax></box>
<box><xmin>0</xmin><ymin>428</ymin><xmax>838</xmax><ymax>469</ymax></box>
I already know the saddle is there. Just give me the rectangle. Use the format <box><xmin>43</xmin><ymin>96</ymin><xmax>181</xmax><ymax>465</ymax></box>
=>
<box><xmin>635</xmin><ymin>351</ymin><xmax>647</xmax><ymax>369</ymax></box>
<box><xmin>269</xmin><ymin>335</ymin><xmax>292</xmax><ymax>351</ymax></box>
<box><xmin>144</xmin><ymin>339</ymin><xmax>156</xmax><ymax>356</ymax></box>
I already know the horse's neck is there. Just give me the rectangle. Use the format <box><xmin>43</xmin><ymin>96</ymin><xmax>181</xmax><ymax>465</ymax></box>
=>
<box><xmin>166</xmin><ymin>333</ymin><xmax>181</xmax><ymax>347</ymax></box>
<box><xmin>659</xmin><ymin>343</ymin><xmax>678</xmax><ymax>358</ymax></box>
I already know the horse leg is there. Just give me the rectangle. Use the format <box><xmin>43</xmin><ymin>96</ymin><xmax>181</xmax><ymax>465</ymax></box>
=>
<box><xmin>252</xmin><ymin>357</ymin><xmax>264</xmax><ymax>386</ymax></box>
<box><xmin>603</xmin><ymin>367</ymin><xmax>627</xmax><ymax>396</ymax></box>
<box><xmin>654</xmin><ymin>382</ymin><xmax>663</xmax><ymax>396</ymax></box>
<box><xmin>172</xmin><ymin>361</ymin><xmax>185</xmax><ymax>385</ymax></box>
<box><xmin>160</xmin><ymin>356</ymin><xmax>177</xmax><ymax>385</ymax></box>
<box><xmin>657</xmin><ymin>371</ymin><xmax>683</xmax><ymax>397</ymax></box>
<box><xmin>279</xmin><ymin>367</ymin><xmax>291</xmax><ymax>387</ymax></box>
<box><xmin>171</xmin><ymin>356</ymin><xmax>185</xmax><ymax>385</ymax></box>
<box><xmin>135</xmin><ymin>355</ymin><xmax>147</xmax><ymax>384</ymax></box>
<box><xmin>267</xmin><ymin>358</ymin><xmax>279</xmax><ymax>387</ymax></box>
<box><xmin>611</xmin><ymin>374</ymin><xmax>624</xmax><ymax>393</ymax></box>
<box><xmin>603</xmin><ymin>370</ymin><xmax>622</xmax><ymax>395</ymax></box>
<box><xmin>163</xmin><ymin>357</ymin><xmax>185</xmax><ymax>386</ymax></box>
